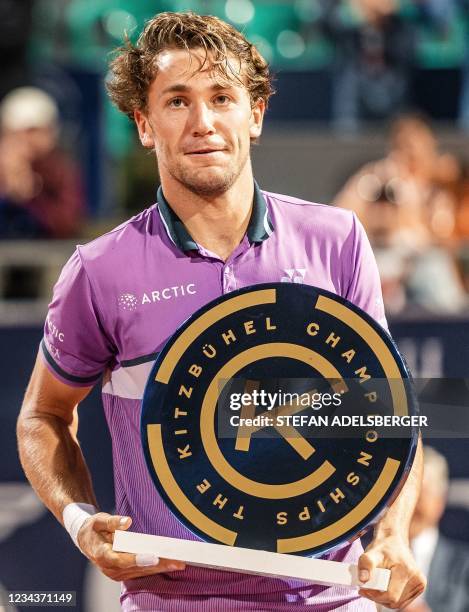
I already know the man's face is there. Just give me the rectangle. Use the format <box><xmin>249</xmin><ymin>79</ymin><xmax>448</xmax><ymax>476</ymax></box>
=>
<box><xmin>4</xmin><ymin>125</ymin><xmax>57</xmax><ymax>161</ymax></box>
<box><xmin>134</xmin><ymin>47</ymin><xmax>265</xmax><ymax>197</ymax></box>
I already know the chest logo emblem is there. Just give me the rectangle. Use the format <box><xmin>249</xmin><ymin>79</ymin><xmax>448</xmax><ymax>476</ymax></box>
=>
<box><xmin>281</xmin><ymin>268</ymin><xmax>306</xmax><ymax>283</ymax></box>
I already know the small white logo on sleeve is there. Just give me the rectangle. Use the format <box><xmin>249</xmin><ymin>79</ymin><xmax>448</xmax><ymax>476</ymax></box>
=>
<box><xmin>46</xmin><ymin>315</ymin><xmax>65</xmax><ymax>342</ymax></box>
<box><xmin>281</xmin><ymin>268</ymin><xmax>306</xmax><ymax>284</ymax></box>
<box><xmin>45</xmin><ymin>337</ymin><xmax>60</xmax><ymax>359</ymax></box>
<box><xmin>118</xmin><ymin>293</ymin><xmax>138</xmax><ymax>311</ymax></box>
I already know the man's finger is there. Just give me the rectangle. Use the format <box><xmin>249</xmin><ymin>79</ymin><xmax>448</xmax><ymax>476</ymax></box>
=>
<box><xmin>384</xmin><ymin>564</ymin><xmax>409</xmax><ymax>606</ymax></box>
<box><xmin>358</xmin><ymin>588</ymin><xmax>388</xmax><ymax>604</ymax></box>
<box><xmin>147</xmin><ymin>557</ymin><xmax>186</xmax><ymax>572</ymax></box>
<box><xmin>135</xmin><ymin>553</ymin><xmax>160</xmax><ymax>568</ymax></box>
<box><xmin>357</xmin><ymin>550</ymin><xmax>382</xmax><ymax>584</ymax></box>
<box><xmin>399</xmin><ymin>584</ymin><xmax>426</xmax><ymax>610</ymax></box>
<box><xmin>398</xmin><ymin>573</ymin><xmax>426</xmax><ymax>605</ymax></box>
<box><xmin>93</xmin><ymin>514</ymin><xmax>132</xmax><ymax>533</ymax></box>
<box><xmin>105</xmin><ymin>559</ymin><xmax>187</xmax><ymax>581</ymax></box>
<box><xmin>359</xmin><ymin>577</ymin><xmax>423</xmax><ymax>609</ymax></box>
<box><xmin>100</xmin><ymin>545</ymin><xmax>140</xmax><ymax>570</ymax></box>
<box><xmin>99</xmin><ymin>544</ymin><xmax>185</xmax><ymax>573</ymax></box>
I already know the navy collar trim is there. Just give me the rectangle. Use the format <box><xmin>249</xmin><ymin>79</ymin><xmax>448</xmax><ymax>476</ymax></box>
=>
<box><xmin>156</xmin><ymin>182</ymin><xmax>274</xmax><ymax>252</ymax></box>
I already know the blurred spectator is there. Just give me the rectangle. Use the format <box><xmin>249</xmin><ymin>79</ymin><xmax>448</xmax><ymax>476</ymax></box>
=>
<box><xmin>335</xmin><ymin>114</ymin><xmax>466</xmax><ymax>314</ymax></box>
<box><xmin>336</xmin><ymin>114</ymin><xmax>458</xmax><ymax>247</ymax></box>
<box><xmin>0</xmin><ymin>87</ymin><xmax>85</xmax><ymax>239</ymax></box>
<box><xmin>380</xmin><ymin>446</ymin><xmax>469</xmax><ymax>611</ymax></box>
<box><xmin>320</xmin><ymin>0</ymin><xmax>416</xmax><ymax>131</ymax></box>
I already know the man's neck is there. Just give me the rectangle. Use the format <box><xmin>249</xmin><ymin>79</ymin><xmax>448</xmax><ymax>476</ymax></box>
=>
<box><xmin>161</xmin><ymin>167</ymin><xmax>255</xmax><ymax>261</ymax></box>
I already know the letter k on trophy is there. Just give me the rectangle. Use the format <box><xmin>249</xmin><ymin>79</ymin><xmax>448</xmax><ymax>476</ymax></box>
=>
<box><xmin>114</xmin><ymin>284</ymin><xmax>418</xmax><ymax>590</ymax></box>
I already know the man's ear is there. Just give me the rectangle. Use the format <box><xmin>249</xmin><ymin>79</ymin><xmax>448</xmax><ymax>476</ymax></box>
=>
<box><xmin>249</xmin><ymin>98</ymin><xmax>265</xmax><ymax>140</ymax></box>
<box><xmin>134</xmin><ymin>110</ymin><xmax>155</xmax><ymax>148</ymax></box>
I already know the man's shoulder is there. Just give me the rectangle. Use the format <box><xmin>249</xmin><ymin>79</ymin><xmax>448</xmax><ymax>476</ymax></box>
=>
<box><xmin>262</xmin><ymin>189</ymin><xmax>357</xmax><ymax>231</ymax></box>
<box><xmin>263</xmin><ymin>189</ymin><xmax>353</xmax><ymax>214</ymax></box>
<box><xmin>77</xmin><ymin>205</ymin><xmax>158</xmax><ymax>263</ymax></box>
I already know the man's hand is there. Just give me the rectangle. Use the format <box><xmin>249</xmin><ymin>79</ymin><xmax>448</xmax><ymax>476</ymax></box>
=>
<box><xmin>77</xmin><ymin>513</ymin><xmax>186</xmax><ymax>581</ymax></box>
<box><xmin>358</xmin><ymin>534</ymin><xmax>426</xmax><ymax>609</ymax></box>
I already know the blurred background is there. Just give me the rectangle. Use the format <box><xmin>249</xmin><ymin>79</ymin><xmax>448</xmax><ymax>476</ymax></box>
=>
<box><xmin>1</xmin><ymin>1</ymin><xmax>469</xmax><ymax>611</ymax></box>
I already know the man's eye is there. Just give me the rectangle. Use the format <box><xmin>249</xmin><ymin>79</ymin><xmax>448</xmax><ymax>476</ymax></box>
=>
<box><xmin>169</xmin><ymin>98</ymin><xmax>186</xmax><ymax>108</ymax></box>
<box><xmin>214</xmin><ymin>95</ymin><xmax>230</xmax><ymax>105</ymax></box>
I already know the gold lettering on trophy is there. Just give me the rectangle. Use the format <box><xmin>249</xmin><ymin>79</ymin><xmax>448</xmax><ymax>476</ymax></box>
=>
<box><xmin>222</xmin><ymin>329</ymin><xmax>237</xmax><ymax>345</ymax></box>
<box><xmin>341</xmin><ymin>349</ymin><xmax>356</xmax><ymax>363</ymax></box>
<box><xmin>174</xmin><ymin>407</ymin><xmax>187</xmax><ymax>419</ymax></box>
<box><xmin>357</xmin><ymin>451</ymin><xmax>373</xmax><ymax>466</ymax></box>
<box><xmin>188</xmin><ymin>364</ymin><xmax>202</xmax><ymax>378</ymax></box>
<box><xmin>196</xmin><ymin>479</ymin><xmax>211</xmax><ymax>493</ymax></box>
<box><xmin>178</xmin><ymin>385</ymin><xmax>193</xmax><ymax>398</ymax></box>
<box><xmin>202</xmin><ymin>343</ymin><xmax>217</xmax><ymax>358</ymax></box>
<box><xmin>213</xmin><ymin>494</ymin><xmax>228</xmax><ymax>510</ymax></box>
<box><xmin>306</xmin><ymin>322</ymin><xmax>319</xmax><ymax>336</ymax></box>
<box><xmin>233</xmin><ymin>506</ymin><xmax>244</xmax><ymax>520</ymax></box>
<box><xmin>177</xmin><ymin>444</ymin><xmax>192</xmax><ymax>459</ymax></box>
<box><xmin>244</xmin><ymin>321</ymin><xmax>256</xmax><ymax>335</ymax></box>
<box><xmin>366</xmin><ymin>430</ymin><xmax>379</xmax><ymax>443</ymax></box>
<box><xmin>354</xmin><ymin>366</ymin><xmax>371</xmax><ymax>383</ymax></box>
<box><xmin>299</xmin><ymin>506</ymin><xmax>311</xmax><ymax>521</ymax></box>
<box><xmin>317</xmin><ymin>500</ymin><xmax>326</xmax><ymax>513</ymax></box>
<box><xmin>174</xmin><ymin>429</ymin><xmax>188</xmax><ymax>435</ymax></box>
<box><xmin>277</xmin><ymin>511</ymin><xmax>288</xmax><ymax>525</ymax></box>
<box><xmin>330</xmin><ymin>488</ymin><xmax>345</xmax><ymax>504</ymax></box>
<box><xmin>266</xmin><ymin>317</ymin><xmax>277</xmax><ymax>330</ymax></box>
<box><xmin>347</xmin><ymin>472</ymin><xmax>360</xmax><ymax>486</ymax></box>
<box><xmin>326</xmin><ymin>332</ymin><xmax>340</xmax><ymax>348</ymax></box>
<box><xmin>365</xmin><ymin>391</ymin><xmax>378</xmax><ymax>402</ymax></box>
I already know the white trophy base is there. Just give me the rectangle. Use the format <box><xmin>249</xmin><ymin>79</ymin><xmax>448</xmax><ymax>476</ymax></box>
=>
<box><xmin>113</xmin><ymin>531</ymin><xmax>390</xmax><ymax>591</ymax></box>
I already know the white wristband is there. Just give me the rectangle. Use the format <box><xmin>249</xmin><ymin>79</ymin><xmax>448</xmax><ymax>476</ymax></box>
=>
<box><xmin>63</xmin><ymin>502</ymin><xmax>98</xmax><ymax>551</ymax></box>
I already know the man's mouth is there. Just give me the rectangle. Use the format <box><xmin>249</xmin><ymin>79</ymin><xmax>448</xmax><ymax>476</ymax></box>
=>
<box><xmin>185</xmin><ymin>147</ymin><xmax>227</xmax><ymax>155</ymax></box>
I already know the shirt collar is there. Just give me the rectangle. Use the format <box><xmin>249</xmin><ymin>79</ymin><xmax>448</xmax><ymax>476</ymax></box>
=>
<box><xmin>156</xmin><ymin>182</ymin><xmax>274</xmax><ymax>253</ymax></box>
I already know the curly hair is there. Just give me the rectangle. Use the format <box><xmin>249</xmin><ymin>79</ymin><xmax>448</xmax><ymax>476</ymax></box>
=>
<box><xmin>106</xmin><ymin>12</ymin><xmax>275</xmax><ymax>119</ymax></box>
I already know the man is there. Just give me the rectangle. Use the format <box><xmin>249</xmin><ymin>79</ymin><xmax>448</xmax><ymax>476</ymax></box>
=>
<box><xmin>17</xmin><ymin>12</ymin><xmax>425</xmax><ymax>611</ymax></box>
<box><xmin>0</xmin><ymin>87</ymin><xmax>84</xmax><ymax>239</ymax></box>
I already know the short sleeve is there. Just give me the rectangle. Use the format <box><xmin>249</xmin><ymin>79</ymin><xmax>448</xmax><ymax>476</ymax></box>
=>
<box><xmin>344</xmin><ymin>213</ymin><xmax>388</xmax><ymax>330</ymax></box>
<box><xmin>41</xmin><ymin>249</ymin><xmax>115</xmax><ymax>386</ymax></box>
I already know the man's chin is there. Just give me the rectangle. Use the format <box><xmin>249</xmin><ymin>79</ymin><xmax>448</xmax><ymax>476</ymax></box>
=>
<box><xmin>177</xmin><ymin>170</ymin><xmax>238</xmax><ymax>197</ymax></box>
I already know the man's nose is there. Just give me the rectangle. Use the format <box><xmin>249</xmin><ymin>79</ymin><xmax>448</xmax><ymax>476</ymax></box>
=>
<box><xmin>190</xmin><ymin>103</ymin><xmax>215</xmax><ymax>136</ymax></box>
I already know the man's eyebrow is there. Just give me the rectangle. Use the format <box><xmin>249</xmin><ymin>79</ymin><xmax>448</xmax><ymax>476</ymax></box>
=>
<box><xmin>160</xmin><ymin>82</ymin><xmax>236</xmax><ymax>96</ymax></box>
<box><xmin>160</xmin><ymin>83</ymin><xmax>191</xmax><ymax>95</ymax></box>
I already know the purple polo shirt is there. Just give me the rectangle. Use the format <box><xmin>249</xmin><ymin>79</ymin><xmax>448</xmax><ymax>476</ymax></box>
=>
<box><xmin>42</xmin><ymin>184</ymin><xmax>384</xmax><ymax>610</ymax></box>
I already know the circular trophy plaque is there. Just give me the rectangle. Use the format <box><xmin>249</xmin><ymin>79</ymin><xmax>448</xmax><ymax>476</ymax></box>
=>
<box><xmin>141</xmin><ymin>284</ymin><xmax>418</xmax><ymax>557</ymax></box>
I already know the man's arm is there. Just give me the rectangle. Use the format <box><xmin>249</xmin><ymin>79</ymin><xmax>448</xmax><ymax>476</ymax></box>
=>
<box><xmin>17</xmin><ymin>354</ymin><xmax>97</xmax><ymax>519</ymax></box>
<box><xmin>358</xmin><ymin>437</ymin><xmax>426</xmax><ymax>609</ymax></box>
<box><xmin>17</xmin><ymin>353</ymin><xmax>185</xmax><ymax>580</ymax></box>
<box><xmin>343</xmin><ymin>211</ymin><xmax>426</xmax><ymax>607</ymax></box>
